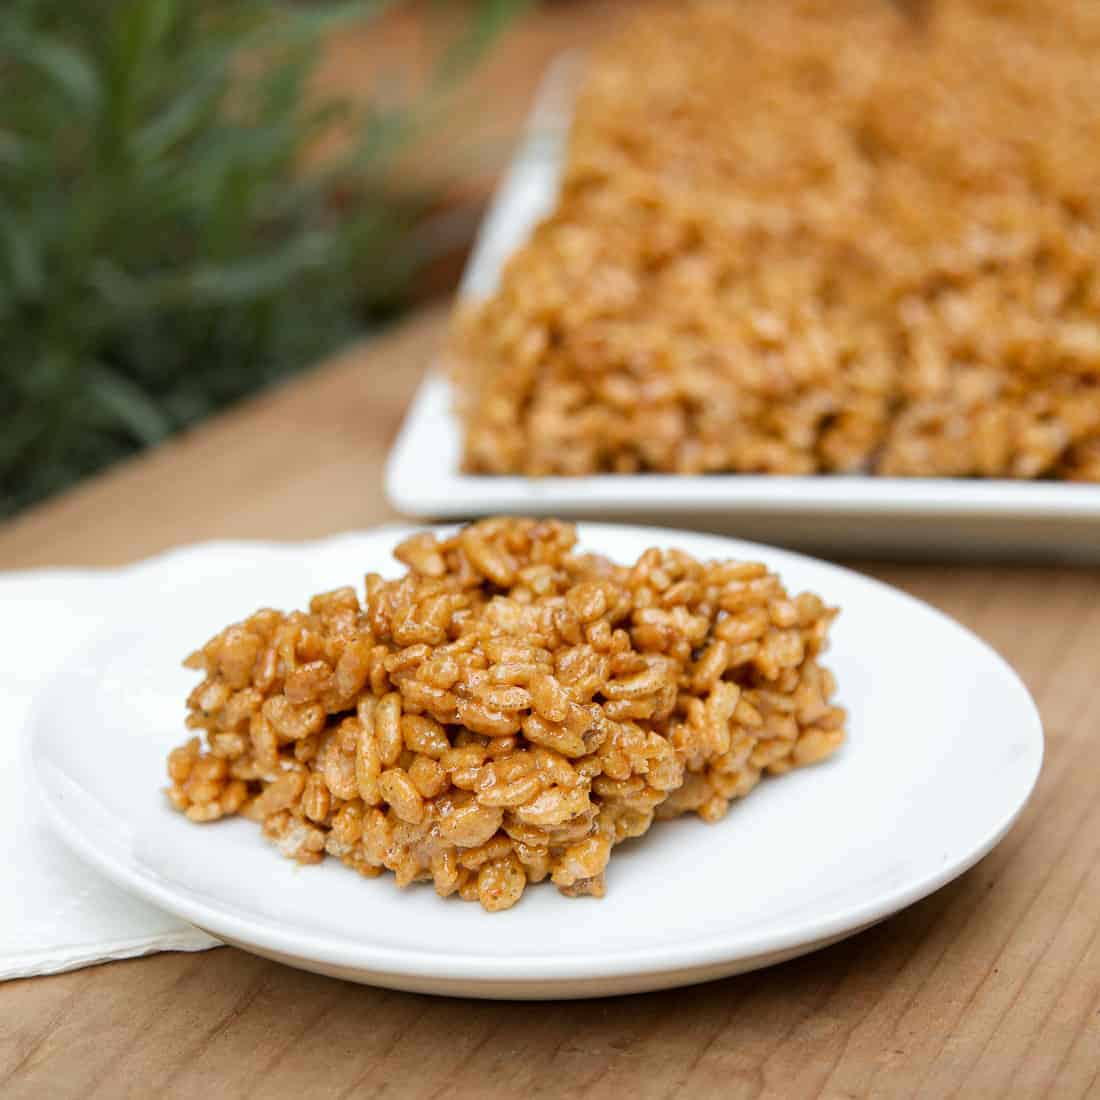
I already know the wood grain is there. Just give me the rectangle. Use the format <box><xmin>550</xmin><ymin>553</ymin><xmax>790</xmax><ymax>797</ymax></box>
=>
<box><xmin>1</xmin><ymin>303</ymin><xmax>1099</xmax><ymax>1099</ymax></box>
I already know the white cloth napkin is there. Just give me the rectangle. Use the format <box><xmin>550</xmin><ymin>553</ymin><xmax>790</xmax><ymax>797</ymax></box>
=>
<box><xmin>1</xmin><ymin>569</ymin><xmax>217</xmax><ymax>981</ymax></box>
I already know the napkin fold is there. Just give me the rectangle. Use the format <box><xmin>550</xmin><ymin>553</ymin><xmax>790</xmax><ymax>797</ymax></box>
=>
<box><xmin>1</xmin><ymin>571</ymin><xmax>217</xmax><ymax>982</ymax></box>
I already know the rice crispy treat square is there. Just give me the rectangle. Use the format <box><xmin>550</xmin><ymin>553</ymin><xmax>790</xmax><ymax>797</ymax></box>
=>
<box><xmin>167</xmin><ymin>519</ymin><xmax>844</xmax><ymax>911</ymax></box>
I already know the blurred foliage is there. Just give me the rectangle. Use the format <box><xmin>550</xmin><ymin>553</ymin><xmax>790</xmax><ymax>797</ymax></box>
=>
<box><xmin>0</xmin><ymin>0</ymin><xmax>528</xmax><ymax>515</ymax></box>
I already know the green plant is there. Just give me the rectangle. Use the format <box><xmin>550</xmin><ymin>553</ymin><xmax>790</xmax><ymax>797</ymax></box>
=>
<box><xmin>0</xmin><ymin>0</ymin><xmax>528</xmax><ymax>515</ymax></box>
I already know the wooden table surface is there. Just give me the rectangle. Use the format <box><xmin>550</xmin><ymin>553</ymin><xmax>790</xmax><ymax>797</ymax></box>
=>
<box><xmin>1</xmin><ymin>304</ymin><xmax>1099</xmax><ymax>1098</ymax></box>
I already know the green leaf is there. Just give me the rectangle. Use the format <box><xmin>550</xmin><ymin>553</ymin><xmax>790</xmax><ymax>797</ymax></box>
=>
<box><xmin>246</xmin><ymin>0</ymin><xmax>397</xmax><ymax>47</ymax></box>
<box><xmin>101</xmin><ymin>0</ymin><xmax>183</xmax><ymax>148</ymax></box>
<box><xmin>132</xmin><ymin>73</ymin><xmax>226</xmax><ymax>163</ymax></box>
<box><xmin>187</xmin><ymin>231</ymin><xmax>336</xmax><ymax>303</ymax></box>
<box><xmin>91</xmin><ymin>229</ymin><xmax>337</xmax><ymax>310</ymax></box>
<box><xmin>0</xmin><ymin>211</ymin><xmax>45</xmax><ymax>298</ymax></box>
<box><xmin>87</xmin><ymin>362</ymin><xmax>172</xmax><ymax>445</ymax></box>
<box><xmin>1</xmin><ymin>28</ymin><xmax>102</xmax><ymax>112</ymax></box>
<box><xmin>433</xmin><ymin>0</ymin><xmax>533</xmax><ymax>92</ymax></box>
<box><xmin>0</xmin><ymin>402</ymin><xmax>47</xmax><ymax>468</ymax></box>
<box><xmin>114</xmin><ymin>0</ymin><xmax>179</xmax><ymax>84</ymax></box>
<box><xmin>351</xmin><ymin>102</ymin><xmax>420</xmax><ymax>170</ymax></box>
<box><xmin>0</xmin><ymin>130</ymin><xmax>28</xmax><ymax>168</ymax></box>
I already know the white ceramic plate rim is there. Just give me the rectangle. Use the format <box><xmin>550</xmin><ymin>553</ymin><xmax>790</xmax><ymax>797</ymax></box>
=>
<box><xmin>29</xmin><ymin>525</ymin><xmax>1043</xmax><ymax>986</ymax></box>
<box><xmin>388</xmin><ymin>376</ymin><xmax>1100</xmax><ymax>520</ymax></box>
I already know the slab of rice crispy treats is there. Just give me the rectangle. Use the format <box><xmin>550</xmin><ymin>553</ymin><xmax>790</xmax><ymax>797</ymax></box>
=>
<box><xmin>453</xmin><ymin>0</ymin><xmax>1100</xmax><ymax>481</ymax></box>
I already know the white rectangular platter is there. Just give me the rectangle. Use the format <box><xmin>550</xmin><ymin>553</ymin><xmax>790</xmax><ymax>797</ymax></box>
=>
<box><xmin>385</xmin><ymin>58</ymin><xmax>1100</xmax><ymax>561</ymax></box>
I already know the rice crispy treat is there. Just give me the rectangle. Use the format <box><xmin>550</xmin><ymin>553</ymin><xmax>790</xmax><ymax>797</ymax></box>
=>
<box><xmin>167</xmin><ymin>519</ymin><xmax>845</xmax><ymax>911</ymax></box>
<box><xmin>453</xmin><ymin>0</ymin><xmax>1100</xmax><ymax>480</ymax></box>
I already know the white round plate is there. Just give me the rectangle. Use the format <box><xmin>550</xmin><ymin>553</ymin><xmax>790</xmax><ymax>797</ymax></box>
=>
<box><xmin>29</xmin><ymin>524</ymin><xmax>1043</xmax><ymax>999</ymax></box>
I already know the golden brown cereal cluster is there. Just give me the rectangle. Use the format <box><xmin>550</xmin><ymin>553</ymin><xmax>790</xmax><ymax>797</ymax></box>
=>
<box><xmin>453</xmin><ymin>0</ymin><xmax>1100</xmax><ymax>481</ymax></box>
<box><xmin>168</xmin><ymin>519</ymin><xmax>845</xmax><ymax>911</ymax></box>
